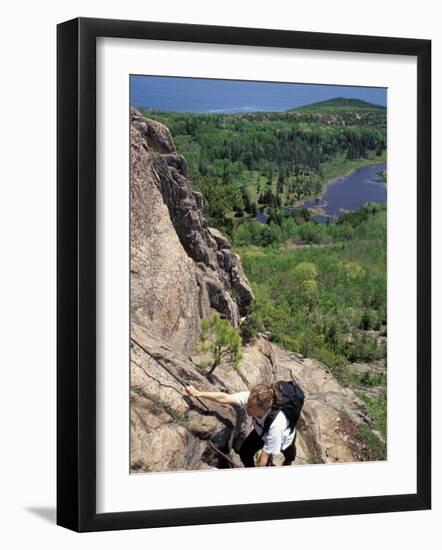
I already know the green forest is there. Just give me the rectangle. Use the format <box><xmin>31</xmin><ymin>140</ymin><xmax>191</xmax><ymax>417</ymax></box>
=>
<box><xmin>139</xmin><ymin>97</ymin><xmax>386</xmax><ymax>233</ymax></box>
<box><xmin>141</xmin><ymin>98</ymin><xmax>387</xmax><ymax>457</ymax></box>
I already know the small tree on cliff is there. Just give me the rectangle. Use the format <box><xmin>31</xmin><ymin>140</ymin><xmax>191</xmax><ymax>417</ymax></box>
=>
<box><xmin>198</xmin><ymin>313</ymin><xmax>242</xmax><ymax>375</ymax></box>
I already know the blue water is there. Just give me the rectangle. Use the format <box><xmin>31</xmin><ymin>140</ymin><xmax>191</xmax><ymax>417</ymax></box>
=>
<box><xmin>255</xmin><ymin>163</ymin><xmax>386</xmax><ymax>225</ymax></box>
<box><xmin>256</xmin><ymin>209</ymin><xmax>269</xmax><ymax>224</ymax></box>
<box><xmin>130</xmin><ymin>76</ymin><xmax>386</xmax><ymax>113</ymax></box>
<box><xmin>299</xmin><ymin>163</ymin><xmax>386</xmax><ymax>222</ymax></box>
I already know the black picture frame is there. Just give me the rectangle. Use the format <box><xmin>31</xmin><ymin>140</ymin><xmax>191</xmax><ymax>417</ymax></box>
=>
<box><xmin>57</xmin><ymin>17</ymin><xmax>431</xmax><ymax>532</ymax></box>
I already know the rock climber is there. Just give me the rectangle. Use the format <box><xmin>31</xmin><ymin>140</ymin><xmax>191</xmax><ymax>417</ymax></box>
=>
<box><xmin>184</xmin><ymin>383</ymin><xmax>298</xmax><ymax>467</ymax></box>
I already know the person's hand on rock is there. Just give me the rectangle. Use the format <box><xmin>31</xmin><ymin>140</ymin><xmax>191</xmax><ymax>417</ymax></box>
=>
<box><xmin>185</xmin><ymin>385</ymin><xmax>200</xmax><ymax>398</ymax></box>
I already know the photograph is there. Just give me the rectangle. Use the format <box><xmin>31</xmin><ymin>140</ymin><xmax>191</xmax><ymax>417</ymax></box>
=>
<box><xmin>129</xmin><ymin>75</ymin><xmax>388</xmax><ymax>473</ymax></box>
<box><xmin>0</xmin><ymin>0</ymin><xmax>435</xmax><ymax>540</ymax></box>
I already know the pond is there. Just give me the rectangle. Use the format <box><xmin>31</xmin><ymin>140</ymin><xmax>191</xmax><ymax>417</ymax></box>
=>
<box><xmin>255</xmin><ymin>162</ymin><xmax>386</xmax><ymax>225</ymax></box>
<box><xmin>298</xmin><ymin>163</ymin><xmax>386</xmax><ymax>223</ymax></box>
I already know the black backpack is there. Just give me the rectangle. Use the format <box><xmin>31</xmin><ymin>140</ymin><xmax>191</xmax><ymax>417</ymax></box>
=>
<box><xmin>262</xmin><ymin>380</ymin><xmax>305</xmax><ymax>435</ymax></box>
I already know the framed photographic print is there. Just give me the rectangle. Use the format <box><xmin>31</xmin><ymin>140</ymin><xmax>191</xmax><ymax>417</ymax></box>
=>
<box><xmin>57</xmin><ymin>17</ymin><xmax>431</xmax><ymax>532</ymax></box>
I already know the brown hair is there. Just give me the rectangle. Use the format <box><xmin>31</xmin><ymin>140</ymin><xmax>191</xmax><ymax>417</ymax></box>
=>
<box><xmin>249</xmin><ymin>383</ymin><xmax>284</xmax><ymax>411</ymax></box>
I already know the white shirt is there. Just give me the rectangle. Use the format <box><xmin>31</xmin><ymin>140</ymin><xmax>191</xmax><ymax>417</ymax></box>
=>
<box><xmin>232</xmin><ymin>391</ymin><xmax>296</xmax><ymax>454</ymax></box>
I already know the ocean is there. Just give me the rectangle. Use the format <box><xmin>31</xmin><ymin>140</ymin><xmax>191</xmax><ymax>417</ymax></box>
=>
<box><xmin>130</xmin><ymin>75</ymin><xmax>387</xmax><ymax>114</ymax></box>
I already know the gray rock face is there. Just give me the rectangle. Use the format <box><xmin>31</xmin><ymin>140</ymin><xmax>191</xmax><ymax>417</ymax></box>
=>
<box><xmin>130</xmin><ymin>324</ymin><xmax>238</xmax><ymax>472</ymax></box>
<box><xmin>131</xmin><ymin>109</ymin><xmax>176</xmax><ymax>154</ymax></box>
<box><xmin>130</xmin><ymin>123</ymin><xmax>200</xmax><ymax>353</ymax></box>
<box><xmin>130</xmin><ymin>109</ymin><xmax>254</xmax><ymax>328</ymax></box>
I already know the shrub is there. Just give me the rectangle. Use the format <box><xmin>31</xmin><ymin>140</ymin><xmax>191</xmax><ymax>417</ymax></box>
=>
<box><xmin>292</xmin><ymin>261</ymin><xmax>318</xmax><ymax>281</ymax></box>
<box><xmin>198</xmin><ymin>313</ymin><xmax>242</xmax><ymax>375</ymax></box>
<box><xmin>360</xmin><ymin>394</ymin><xmax>387</xmax><ymax>440</ymax></box>
<box><xmin>346</xmin><ymin>332</ymin><xmax>382</xmax><ymax>362</ymax></box>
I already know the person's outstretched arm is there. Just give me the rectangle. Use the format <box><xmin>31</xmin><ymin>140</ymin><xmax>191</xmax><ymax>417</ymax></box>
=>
<box><xmin>185</xmin><ymin>385</ymin><xmax>239</xmax><ymax>406</ymax></box>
